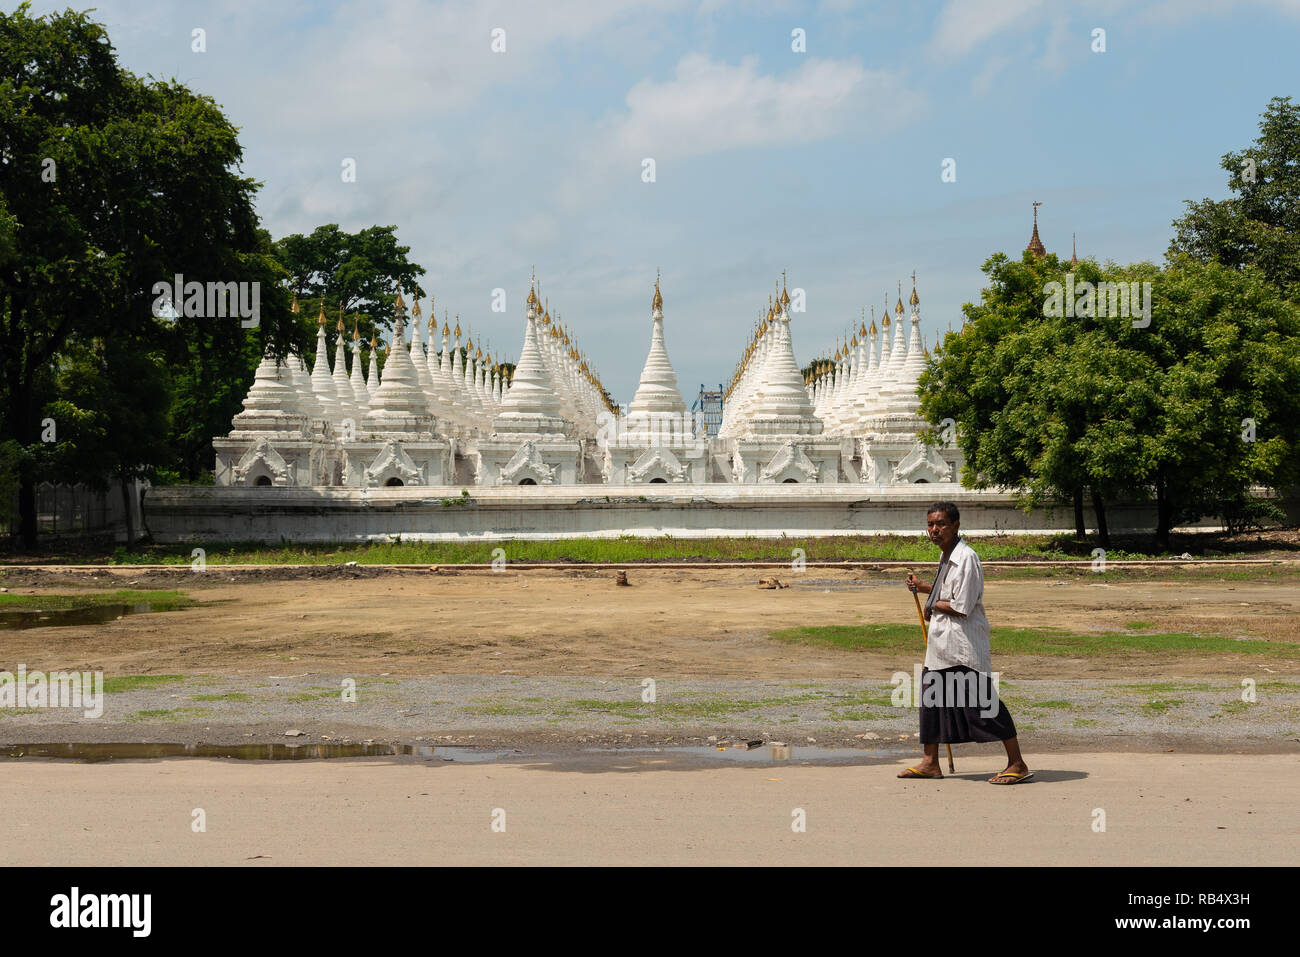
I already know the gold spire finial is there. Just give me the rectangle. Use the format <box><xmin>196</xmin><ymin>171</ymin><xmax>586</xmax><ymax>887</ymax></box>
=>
<box><xmin>336</xmin><ymin>300</ymin><xmax>344</xmax><ymax>333</ymax></box>
<box><xmin>454</xmin><ymin>316</ymin><xmax>461</xmax><ymax>339</ymax></box>
<box><xmin>353</xmin><ymin>319</ymin><xmax>360</xmax><ymax>341</ymax></box>
<box><xmin>781</xmin><ymin>269</ymin><xmax>791</xmax><ymax>306</ymax></box>
<box><xmin>652</xmin><ymin>271</ymin><xmax>663</xmax><ymax>311</ymax></box>
<box><xmin>412</xmin><ymin>296</ymin><xmax>422</xmax><ymax>317</ymax></box>
<box><xmin>395</xmin><ymin>284</ymin><xmax>405</xmax><ymax>312</ymax></box>
<box><xmin>1027</xmin><ymin>201</ymin><xmax>1046</xmax><ymax>258</ymax></box>
<box><xmin>317</xmin><ymin>300</ymin><xmax>326</xmax><ymax>325</ymax></box>
<box><xmin>291</xmin><ymin>294</ymin><xmax>299</xmax><ymax>315</ymax></box>
<box><xmin>895</xmin><ymin>280</ymin><xmax>904</xmax><ymax>315</ymax></box>
<box><xmin>909</xmin><ymin>270</ymin><xmax>919</xmax><ymax>307</ymax></box>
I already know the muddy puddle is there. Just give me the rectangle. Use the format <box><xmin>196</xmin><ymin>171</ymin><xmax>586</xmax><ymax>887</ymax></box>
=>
<box><xmin>589</xmin><ymin>744</ymin><xmax>893</xmax><ymax>763</ymax></box>
<box><xmin>3</xmin><ymin>741</ymin><xmax>893</xmax><ymax>765</ymax></box>
<box><xmin>0</xmin><ymin>604</ymin><xmax>155</xmax><ymax>629</ymax></box>
<box><xmin>3</xmin><ymin>742</ymin><xmax>513</xmax><ymax>763</ymax></box>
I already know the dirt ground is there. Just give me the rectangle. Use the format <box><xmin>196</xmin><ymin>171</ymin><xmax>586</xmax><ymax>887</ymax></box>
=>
<box><xmin>3</xmin><ymin>751</ymin><xmax>1295</xmax><ymax>865</ymax></box>
<box><xmin>3</xmin><ymin>565</ymin><xmax>1297</xmax><ymax>679</ymax></box>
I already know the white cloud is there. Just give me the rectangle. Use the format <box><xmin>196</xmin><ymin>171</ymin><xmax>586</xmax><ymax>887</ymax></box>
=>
<box><xmin>970</xmin><ymin>53</ymin><xmax>1012</xmax><ymax>96</ymax></box>
<box><xmin>558</xmin><ymin>53</ymin><xmax>922</xmax><ymax>206</ymax></box>
<box><xmin>1138</xmin><ymin>0</ymin><xmax>1300</xmax><ymax>24</ymax></box>
<box><xmin>929</xmin><ymin>0</ymin><xmax>1045</xmax><ymax>59</ymax></box>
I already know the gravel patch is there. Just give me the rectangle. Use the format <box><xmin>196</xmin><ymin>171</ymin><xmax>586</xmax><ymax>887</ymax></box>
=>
<box><xmin>2</xmin><ymin>674</ymin><xmax>1296</xmax><ymax>753</ymax></box>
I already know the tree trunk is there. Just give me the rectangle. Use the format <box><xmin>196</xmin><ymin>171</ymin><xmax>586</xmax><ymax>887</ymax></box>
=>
<box><xmin>1155</xmin><ymin>474</ymin><xmax>1172</xmax><ymax>552</ymax></box>
<box><xmin>138</xmin><ymin>483</ymin><xmax>152</xmax><ymax>544</ymax></box>
<box><xmin>18</xmin><ymin>470</ymin><xmax>36</xmax><ymax>551</ymax></box>
<box><xmin>15</xmin><ymin>379</ymin><xmax>37</xmax><ymax>551</ymax></box>
<box><xmin>1091</xmin><ymin>487</ymin><xmax>1110</xmax><ymax>548</ymax></box>
<box><xmin>1073</xmin><ymin>486</ymin><xmax>1086</xmax><ymax>538</ymax></box>
<box><xmin>119</xmin><ymin>469</ymin><xmax>135</xmax><ymax>548</ymax></box>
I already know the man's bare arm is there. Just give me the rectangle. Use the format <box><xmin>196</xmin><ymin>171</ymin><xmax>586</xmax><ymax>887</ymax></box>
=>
<box><xmin>932</xmin><ymin>600</ymin><xmax>966</xmax><ymax>618</ymax></box>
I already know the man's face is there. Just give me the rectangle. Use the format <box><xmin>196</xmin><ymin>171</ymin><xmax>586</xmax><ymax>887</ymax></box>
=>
<box><xmin>926</xmin><ymin>511</ymin><xmax>959</xmax><ymax>551</ymax></box>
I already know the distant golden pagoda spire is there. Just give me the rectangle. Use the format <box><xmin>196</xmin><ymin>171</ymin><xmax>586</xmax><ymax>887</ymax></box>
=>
<box><xmin>781</xmin><ymin>269</ymin><xmax>791</xmax><ymax>306</ymax></box>
<box><xmin>1027</xmin><ymin>202</ymin><xmax>1046</xmax><ymax>258</ymax></box>
<box><xmin>652</xmin><ymin>270</ymin><xmax>663</xmax><ymax>311</ymax></box>
<box><xmin>895</xmin><ymin>280</ymin><xmax>904</xmax><ymax>316</ymax></box>
<box><xmin>317</xmin><ymin>300</ymin><xmax>326</xmax><ymax>325</ymax></box>
<box><xmin>909</xmin><ymin>270</ymin><xmax>919</xmax><ymax>307</ymax></box>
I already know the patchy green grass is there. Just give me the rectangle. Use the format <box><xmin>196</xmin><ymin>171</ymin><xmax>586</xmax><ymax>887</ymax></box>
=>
<box><xmin>0</xmin><ymin>707</ymin><xmax>39</xmax><ymax>717</ymax></box>
<box><xmin>465</xmin><ymin>704</ymin><xmax>540</xmax><ymax>717</ymax></box>
<box><xmin>286</xmin><ymin>690</ymin><xmax>338</xmax><ymax>703</ymax></box>
<box><xmin>80</xmin><ymin>531</ymin><xmax>1300</xmax><ymax>567</ymax></box>
<box><xmin>125</xmin><ymin>707</ymin><xmax>210</xmax><ymax>722</ymax></box>
<box><xmin>833</xmin><ymin>689</ymin><xmax>897</xmax><ymax>708</ymax></box>
<box><xmin>1116</xmin><ymin>682</ymin><xmax>1217</xmax><ymax>693</ymax></box>
<box><xmin>1029</xmin><ymin>699</ymin><xmax>1074</xmax><ymax>709</ymax></box>
<box><xmin>771</xmin><ymin>624</ymin><xmax>1300</xmax><ymax>659</ymax></box>
<box><xmin>102</xmin><ymin>674</ymin><xmax>187</xmax><ymax>694</ymax></box>
<box><xmin>0</xmin><ymin>590</ymin><xmax>196</xmax><ymax>611</ymax></box>
<box><xmin>1142</xmin><ymin>699</ymin><xmax>1184</xmax><ymax>714</ymax></box>
<box><xmin>828</xmin><ymin>709</ymin><xmax>887</xmax><ymax>721</ymax></box>
<box><xmin>1073</xmin><ymin>718</ymin><xmax>1100</xmax><ymax>727</ymax></box>
<box><xmin>191</xmin><ymin>693</ymin><xmax>252</xmax><ymax>702</ymax></box>
<box><xmin>1125</xmin><ymin>621</ymin><xmax>1156</xmax><ymax>630</ymax></box>
<box><xmin>1209</xmin><ymin>700</ymin><xmax>1253</xmax><ymax>718</ymax></box>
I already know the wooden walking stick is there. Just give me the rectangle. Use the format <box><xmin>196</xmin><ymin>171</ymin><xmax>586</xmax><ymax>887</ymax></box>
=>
<box><xmin>911</xmin><ymin>584</ymin><xmax>956</xmax><ymax>773</ymax></box>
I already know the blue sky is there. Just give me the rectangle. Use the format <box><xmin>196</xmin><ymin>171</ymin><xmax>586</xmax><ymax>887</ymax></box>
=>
<box><xmin>22</xmin><ymin>0</ymin><xmax>1300</xmax><ymax>401</ymax></box>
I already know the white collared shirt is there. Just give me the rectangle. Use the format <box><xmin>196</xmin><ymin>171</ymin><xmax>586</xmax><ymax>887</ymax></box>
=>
<box><xmin>924</xmin><ymin>537</ymin><xmax>992</xmax><ymax>673</ymax></box>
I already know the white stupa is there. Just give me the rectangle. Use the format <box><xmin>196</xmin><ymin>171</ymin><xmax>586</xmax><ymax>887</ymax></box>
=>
<box><xmin>605</xmin><ymin>277</ymin><xmax>707</xmax><ymax>483</ymax></box>
<box><xmin>213</xmin><ymin>347</ymin><xmax>313</xmax><ymax>486</ymax></box>
<box><xmin>476</xmin><ymin>276</ymin><xmax>581</xmax><ymax>485</ymax></box>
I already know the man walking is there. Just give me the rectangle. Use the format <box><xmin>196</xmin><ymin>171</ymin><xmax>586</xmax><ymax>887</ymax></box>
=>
<box><xmin>898</xmin><ymin>501</ymin><xmax>1032</xmax><ymax>784</ymax></box>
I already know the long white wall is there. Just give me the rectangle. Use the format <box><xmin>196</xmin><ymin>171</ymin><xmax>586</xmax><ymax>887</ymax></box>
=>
<box><xmin>144</xmin><ymin>485</ymin><xmax>1226</xmax><ymax>543</ymax></box>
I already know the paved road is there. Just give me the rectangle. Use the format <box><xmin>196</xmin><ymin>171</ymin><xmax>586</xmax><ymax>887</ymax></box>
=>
<box><xmin>2</xmin><ymin>751</ymin><xmax>1294</xmax><ymax>865</ymax></box>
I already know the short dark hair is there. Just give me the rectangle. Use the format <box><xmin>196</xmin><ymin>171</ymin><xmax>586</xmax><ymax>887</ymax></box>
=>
<box><xmin>926</xmin><ymin>502</ymin><xmax>960</xmax><ymax>523</ymax></box>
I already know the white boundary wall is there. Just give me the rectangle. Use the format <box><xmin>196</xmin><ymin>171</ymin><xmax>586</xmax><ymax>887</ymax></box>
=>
<box><xmin>144</xmin><ymin>484</ymin><xmax>1224</xmax><ymax>543</ymax></box>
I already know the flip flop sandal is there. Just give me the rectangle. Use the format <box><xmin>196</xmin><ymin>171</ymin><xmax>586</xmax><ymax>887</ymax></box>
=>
<box><xmin>989</xmin><ymin>770</ymin><xmax>1034</xmax><ymax>785</ymax></box>
<box><xmin>899</xmin><ymin>766</ymin><xmax>943</xmax><ymax>779</ymax></box>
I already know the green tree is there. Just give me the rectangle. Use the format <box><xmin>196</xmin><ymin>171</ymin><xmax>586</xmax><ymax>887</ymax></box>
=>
<box><xmin>44</xmin><ymin>334</ymin><xmax>172</xmax><ymax>544</ymax></box>
<box><xmin>920</xmin><ymin>253</ymin><xmax>1300</xmax><ymax>550</ymax></box>
<box><xmin>274</xmin><ymin>224</ymin><xmax>426</xmax><ymax>343</ymax></box>
<box><xmin>1169</xmin><ymin>96</ymin><xmax>1300</xmax><ymax>293</ymax></box>
<box><xmin>0</xmin><ymin>5</ymin><xmax>285</xmax><ymax>538</ymax></box>
<box><xmin>1134</xmin><ymin>260</ymin><xmax>1300</xmax><ymax>547</ymax></box>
